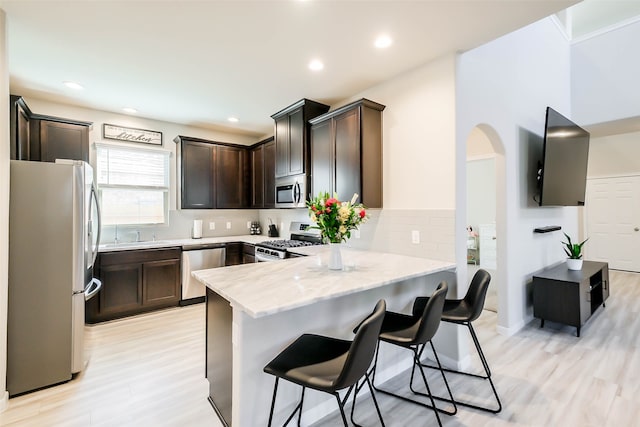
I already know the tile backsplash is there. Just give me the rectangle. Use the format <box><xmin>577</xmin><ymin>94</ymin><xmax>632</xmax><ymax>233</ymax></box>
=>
<box><xmin>100</xmin><ymin>208</ymin><xmax>455</xmax><ymax>263</ymax></box>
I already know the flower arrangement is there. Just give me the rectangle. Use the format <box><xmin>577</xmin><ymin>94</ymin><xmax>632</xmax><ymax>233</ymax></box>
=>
<box><xmin>306</xmin><ymin>192</ymin><xmax>368</xmax><ymax>243</ymax></box>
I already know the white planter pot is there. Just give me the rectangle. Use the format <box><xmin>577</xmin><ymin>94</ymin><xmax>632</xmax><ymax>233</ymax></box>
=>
<box><xmin>566</xmin><ymin>258</ymin><xmax>583</xmax><ymax>271</ymax></box>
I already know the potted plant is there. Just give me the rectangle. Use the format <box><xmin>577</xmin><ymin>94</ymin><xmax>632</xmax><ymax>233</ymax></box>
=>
<box><xmin>562</xmin><ymin>232</ymin><xmax>588</xmax><ymax>270</ymax></box>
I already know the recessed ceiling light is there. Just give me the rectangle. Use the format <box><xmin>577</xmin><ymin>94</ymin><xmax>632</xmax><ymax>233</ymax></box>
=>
<box><xmin>63</xmin><ymin>81</ymin><xmax>84</xmax><ymax>90</ymax></box>
<box><xmin>374</xmin><ymin>35</ymin><xmax>393</xmax><ymax>49</ymax></box>
<box><xmin>122</xmin><ymin>107</ymin><xmax>138</xmax><ymax>114</ymax></box>
<box><xmin>228</xmin><ymin>117</ymin><xmax>239</xmax><ymax>123</ymax></box>
<box><xmin>308</xmin><ymin>59</ymin><xmax>324</xmax><ymax>71</ymax></box>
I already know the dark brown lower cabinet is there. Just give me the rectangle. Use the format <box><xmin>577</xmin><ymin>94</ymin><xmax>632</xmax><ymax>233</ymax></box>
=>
<box><xmin>87</xmin><ymin>248</ymin><xmax>181</xmax><ymax>323</ymax></box>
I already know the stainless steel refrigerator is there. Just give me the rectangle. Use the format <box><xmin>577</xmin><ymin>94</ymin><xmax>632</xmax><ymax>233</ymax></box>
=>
<box><xmin>8</xmin><ymin>159</ymin><xmax>102</xmax><ymax>396</ymax></box>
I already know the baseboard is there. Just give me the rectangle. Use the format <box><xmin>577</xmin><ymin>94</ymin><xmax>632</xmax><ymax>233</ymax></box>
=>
<box><xmin>0</xmin><ymin>390</ymin><xmax>8</xmax><ymax>412</ymax></box>
<box><xmin>496</xmin><ymin>319</ymin><xmax>526</xmax><ymax>337</ymax></box>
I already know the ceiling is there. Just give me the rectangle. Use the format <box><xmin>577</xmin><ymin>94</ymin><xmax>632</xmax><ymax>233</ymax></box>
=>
<box><xmin>1</xmin><ymin>0</ymin><xmax>579</xmax><ymax>138</ymax></box>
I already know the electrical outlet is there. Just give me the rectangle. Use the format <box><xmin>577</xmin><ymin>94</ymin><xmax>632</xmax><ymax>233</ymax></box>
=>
<box><xmin>353</xmin><ymin>229</ymin><xmax>361</xmax><ymax>239</ymax></box>
<box><xmin>411</xmin><ymin>230</ymin><xmax>420</xmax><ymax>244</ymax></box>
<box><xmin>209</xmin><ymin>222</ymin><xmax>215</xmax><ymax>230</ymax></box>
<box><xmin>247</xmin><ymin>221</ymin><xmax>251</xmax><ymax>229</ymax></box>
<box><xmin>226</xmin><ymin>221</ymin><xmax>232</xmax><ymax>230</ymax></box>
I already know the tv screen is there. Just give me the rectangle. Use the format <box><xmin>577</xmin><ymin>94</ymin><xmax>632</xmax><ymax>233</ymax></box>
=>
<box><xmin>538</xmin><ymin>107</ymin><xmax>590</xmax><ymax>207</ymax></box>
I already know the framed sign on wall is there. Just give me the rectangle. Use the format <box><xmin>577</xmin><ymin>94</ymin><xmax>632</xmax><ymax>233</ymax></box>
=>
<box><xmin>103</xmin><ymin>123</ymin><xmax>163</xmax><ymax>146</ymax></box>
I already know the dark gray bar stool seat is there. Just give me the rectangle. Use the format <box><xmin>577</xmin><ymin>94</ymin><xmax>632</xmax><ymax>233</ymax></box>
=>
<box><xmin>264</xmin><ymin>300</ymin><xmax>387</xmax><ymax>427</ymax></box>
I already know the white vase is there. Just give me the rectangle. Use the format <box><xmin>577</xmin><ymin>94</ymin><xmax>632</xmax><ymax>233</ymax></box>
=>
<box><xmin>567</xmin><ymin>258</ymin><xmax>583</xmax><ymax>270</ymax></box>
<box><xmin>328</xmin><ymin>242</ymin><xmax>343</xmax><ymax>270</ymax></box>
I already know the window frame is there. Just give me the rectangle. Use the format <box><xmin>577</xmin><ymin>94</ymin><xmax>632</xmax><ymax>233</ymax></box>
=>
<box><xmin>95</xmin><ymin>142</ymin><xmax>171</xmax><ymax>226</ymax></box>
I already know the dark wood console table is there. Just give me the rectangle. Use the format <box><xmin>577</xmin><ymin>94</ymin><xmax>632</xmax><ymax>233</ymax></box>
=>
<box><xmin>532</xmin><ymin>261</ymin><xmax>609</xmax><ymax>337</ymax></box>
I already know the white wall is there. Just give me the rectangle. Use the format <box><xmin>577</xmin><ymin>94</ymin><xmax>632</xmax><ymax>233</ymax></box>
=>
<box><xmin>0</xmin><ymin>8</ymin><xmax>10</xmax><ymax>410</ymax></box>
<box><xmin>588</xmin><ymin>131</ymin><xmax>640</xmax><ymax>177</ymax></box>
<box><xmin>457</xmin><ymin>17</ymin><xmax>578</xmax><ymax>334</ymax></box>
<box><xmin>571</xmin><ymin>20</ymin><xmax>640</xmax><ymax>126</ymax></box>
<box><xmin>467</xmin><ymin>157</ymin><xmax>496</xmax><ymax>229</ymax></box>
<box><xmin>345</xmin><ymin>54</ymin><xmax>457</xmax><ymax>210</ymax></box>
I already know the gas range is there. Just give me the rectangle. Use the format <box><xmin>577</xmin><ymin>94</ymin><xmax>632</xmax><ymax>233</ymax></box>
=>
<box><xmin>255</xmin><ymin>222</ymin><xmax>322</xmax><ymax>261</ymax></box>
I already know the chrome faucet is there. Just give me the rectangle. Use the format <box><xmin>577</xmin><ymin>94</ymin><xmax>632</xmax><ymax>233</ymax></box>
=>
<box><xmin>114</xmin><ymin>224</ymin><xmax>119</xmax><ymax>244</ymax></box>
<box><xmin>135</xmin><ymin>230</ymin><xmax>141</xmax><ymax>242</ymax></box>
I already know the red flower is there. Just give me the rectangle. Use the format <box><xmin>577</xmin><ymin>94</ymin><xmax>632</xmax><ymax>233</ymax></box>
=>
<box><xmin>326</xmin><ymin>197</ymin><xmax>338</xmax><ymax>207</ymax></box>
<box><xmin>359</xmin><ymin>209</ymin><xmax>366</xmax><ymax>218</ymax></box>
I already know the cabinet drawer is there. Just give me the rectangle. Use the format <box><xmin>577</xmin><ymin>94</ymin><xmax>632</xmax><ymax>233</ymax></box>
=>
<box><xmin>99</xmin><ymin>248</ymin><xmax>181</xmax><ymax>266</ymax></box>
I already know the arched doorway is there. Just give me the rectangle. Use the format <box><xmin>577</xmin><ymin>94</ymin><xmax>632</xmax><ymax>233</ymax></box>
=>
<box><xmin>464</xmin><ymin>124</ymin><xmax>507</xmax><ymax>328</ymax></box>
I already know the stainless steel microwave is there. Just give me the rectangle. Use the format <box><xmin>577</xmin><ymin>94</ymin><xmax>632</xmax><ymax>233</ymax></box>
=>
<box><xmin>275</xmin><ymin>174</ymin><xmax>307</xmax><ymax>208</ymax></box>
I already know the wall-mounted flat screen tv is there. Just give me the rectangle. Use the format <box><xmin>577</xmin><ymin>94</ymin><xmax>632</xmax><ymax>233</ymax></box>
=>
<box><xmin>537</xmin><ymin>107</ymin><xmax>590</xmax><ymax>207</ymax></box>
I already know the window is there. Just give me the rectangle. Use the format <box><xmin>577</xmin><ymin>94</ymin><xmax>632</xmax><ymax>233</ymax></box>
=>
<box><xmin>96</xmin><ymin>143</ymin><xmax>170</xmax><ymax>225</ymax></box>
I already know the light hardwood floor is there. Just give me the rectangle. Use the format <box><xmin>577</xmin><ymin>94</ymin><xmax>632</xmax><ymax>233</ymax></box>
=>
<box><xmin>1</xmin><ymin>270</ymin><xmax>639</xmax><ymax>426</ymax></box>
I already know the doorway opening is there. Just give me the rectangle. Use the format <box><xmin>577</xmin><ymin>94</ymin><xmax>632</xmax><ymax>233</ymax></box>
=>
<box><xmin>465</xmin><ymin>125</ymin><xmax>505</xmax><ymax>315</ymax></box>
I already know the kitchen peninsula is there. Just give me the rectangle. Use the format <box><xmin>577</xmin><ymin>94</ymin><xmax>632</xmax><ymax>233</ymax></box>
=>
<box><xmin>193</xmin><ymin>247</ymin><xmax>454</xmax><ymax>426</ymax></box>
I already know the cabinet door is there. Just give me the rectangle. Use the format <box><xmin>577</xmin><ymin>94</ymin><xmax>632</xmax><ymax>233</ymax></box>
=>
<box><xmin>288</xmin><ymin>108</ymin><xmax>305</xmax><ymax>176</ymax></box>
<box><xmin>334</xmin><ymin>108</ymin><xmax>360</xmax><ymax>201</ymax></box>
<box><xmin>40</xmin><ymin>120</ymin><xmax>89</xmax><ymax>163</ymax></box>
<box><xmin>310</xmin><ymin>119</ymin><xmax>333</xmax><ymax>198</ymax></box>
<box><xmin>263</xmin><ymin>140</ymin><xmax>276</xmax><ymax>207</ymax></box>
<box><xmin>274</xmin><ymin>115</ymin><xmax>289</xmax><ymax>178</ymax></box>
<box><xmin>142</xmin><ymin>259</ymin><xmax>181</xmax><ymax>307</ymax></box>
<box><xmin>182</xmin><ymin>140</ymin><xmax>215</xmax><ymax>209</ymax></box>
<box><xmin>216</xmin><ymin>145</ymin><xmax>247</xmax><ymax>208</ymax></box>
<box><xmin>251</xmin><ymin>144</ymin><xmax>264</xmax><ymax>208</ymax></box>
<box><xmin>98</xmin><ymin>263</ymin><xmax>143</xmax><ymax>315</ymax></box>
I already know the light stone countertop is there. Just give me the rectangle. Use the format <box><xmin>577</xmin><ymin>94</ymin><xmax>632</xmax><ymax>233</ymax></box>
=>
<box><xmin>98</xmin><ymin>234</ymin><xmax>273</xmax><ymax>252</ymax></box>
<box><xmin>193</xmin><ymin>246</ymin><xmax>455</xmax><ymax>318</ymax></box>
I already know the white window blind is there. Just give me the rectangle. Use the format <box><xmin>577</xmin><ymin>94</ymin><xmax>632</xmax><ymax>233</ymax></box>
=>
<box><xmin>96</xmin><ymin>143</ymin><xmax>170</xmax><ymax>225</ymax></box>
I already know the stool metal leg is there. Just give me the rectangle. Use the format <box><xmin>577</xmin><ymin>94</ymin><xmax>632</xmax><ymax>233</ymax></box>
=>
<box><xmin>418</xmin><ymin>322</ymin><xmax>502</xmax><ymax>413</ymax></box>
<box><xmin>408</xmin><ymin>341</ymin><xmax>457</xmax><ymax>415</ymax></box>
<box><xmin>268</xmin><ymin>377</ymin><xmax>279</xmax><ymax>427</ymax></box>
<box><xmin>371</xmin><ymin>343</ymin><xmax>446</xmax><ymax>426</ymax></box>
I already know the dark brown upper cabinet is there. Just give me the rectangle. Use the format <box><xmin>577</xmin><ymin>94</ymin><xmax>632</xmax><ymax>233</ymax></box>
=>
<box><xmin>10</xmin><ymin>95</ymin><xmax>92</xmax><ymax>163</ymax></box>
<box><xmin>309</xmin><ymin>99</ymin><xmax>385</xmax><ymax>208</ymax></box>
<box><xmin>175</xmin><ymin>136</ymin><xmax>249</xmax><ymax>209</ymax></box>
<box><xmin>250</xmin><ymin>137</ymin><xmax>275</xmax><ymax>208</ymax></box>
<box><xmin>38</xmin><ymin>120</ymin><xmax>90</xmax><ymax>163</ymax></box>
<box><xmin>271</xmin><ymin>99</ymin><xmax>330</xmax><ymax>179</ymax></box>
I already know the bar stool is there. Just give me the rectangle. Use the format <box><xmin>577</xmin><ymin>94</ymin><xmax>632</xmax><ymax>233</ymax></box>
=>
<box><xmin>263</xmin><ymin>300</ymin><xmax>387</xmax><ymax>427</ymax></box>
<box><xmin>368</xmin><ymin>282</ymin><xmax>455</xmax><ymax>427</ymax></box>
<box><xmin>413</xmin><ymin>268</ymin><xmax>502</xmax><ymax>413</ymax></box>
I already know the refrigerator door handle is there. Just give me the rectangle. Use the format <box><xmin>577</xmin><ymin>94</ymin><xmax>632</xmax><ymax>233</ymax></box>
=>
<box><xmin>83</xmin><ymin>278</ymin><xmax>102</xmax><ymax>301</ymax></box>
<box><xmin>90</xmin><ymin>183</ymin><xmax>102</xmax><ymax>268</ymax></box>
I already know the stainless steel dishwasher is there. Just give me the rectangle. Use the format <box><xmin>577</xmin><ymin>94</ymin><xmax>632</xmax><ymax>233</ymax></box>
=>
<box><xmin>181</xmin><ymin>243</ymin><xmax>225</xmax><ymax>305</ymax></box>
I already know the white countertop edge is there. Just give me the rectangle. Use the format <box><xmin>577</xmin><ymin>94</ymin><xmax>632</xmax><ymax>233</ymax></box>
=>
<box><xmin>238</xmin><ymin>263</ymin><xmax>455</xmax><ymax>318</ymax></box>
<box><xmin>98</xmin><ymin>234</ymin><xmax>272</xmax><ymax>252</ymax></box>
<box><xmin>193</xmin><ymin>252</ymin><xmax>455</xmax><ymax>318</ymax></box>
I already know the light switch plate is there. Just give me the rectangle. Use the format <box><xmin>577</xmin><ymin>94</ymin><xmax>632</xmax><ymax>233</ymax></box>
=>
<box><xmin>411</xmin><ymin>230</ymin><xmax>420</xmax><ymax>244</ymax></box>
<box><xmin>226</xmin><ymin>221</ymin><xmax>232</xmax><ymax>229</ymax></box>
<box><xmin>247</xmin><ymin>221</ymin><xmax>251</xmax><ymax>229</ymax></box>
<box><xmin>209</xmin><ymin>222</ymin><xmax>215</xmax><ymax>230</ymax></box>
